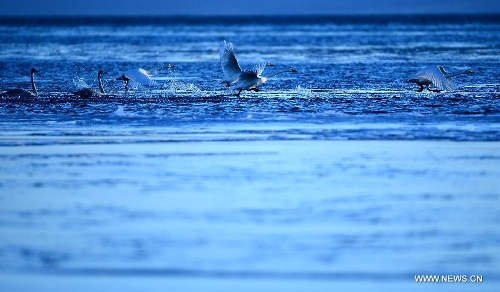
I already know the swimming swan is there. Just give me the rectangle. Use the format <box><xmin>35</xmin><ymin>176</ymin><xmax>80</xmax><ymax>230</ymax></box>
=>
<box><xmin>219</xmin><ymin>40</ymin><xmax>274</xmax><ymax>87</ymax></box>
<box><xmin>408</xmin><ymin>65</ymin><xmax>473</xmax><ymax>92</ymax></box>
<box><xmin>1</xmin><ymin>68</ymin><xmax>39</xmax><ymax>98</ymax></box>
<box><xmin>73</xmin><ymin>69</ymin><xmax>107</xmax><ymax>98</ymax></box>
<box><xmin>231</xmin><ymin>65</ymin><xmax>297</xmax><ymax>96</ymax></box>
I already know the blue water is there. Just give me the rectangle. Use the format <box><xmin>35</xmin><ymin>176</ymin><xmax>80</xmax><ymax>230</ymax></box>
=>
<box><xmin>0</xmin><ymin>15</ymin><xmax>499</xmax><ymax>291</ymax></box>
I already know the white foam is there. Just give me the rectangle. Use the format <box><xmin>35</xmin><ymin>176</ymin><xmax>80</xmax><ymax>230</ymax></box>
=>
<box><xmin>295</xmin><ymin>85</ymin><xmax>313</xmax><ymax>98</ymax></box>
<box><xmin>111</xmin><ymin>106</ymin><xmax>145</xmax><ymax>118</ymax></box>
<box><xmin>163</xmin><ymin>81</ymin><xmax>202</xmax><ymax>94</ymax></box>
<box><xmin>72</xmin><ymin>77</ymin><xmax>88</xmax><ymax>89</ymax></box>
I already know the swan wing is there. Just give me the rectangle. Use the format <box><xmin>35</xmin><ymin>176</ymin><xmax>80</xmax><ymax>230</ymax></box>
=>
<box><xmin>415</xmin><ymin>66</ymin><xmax>455</xmax><ymax>91</ymax></box>
<box><xmin>414</xmin><ymin>66</ymin><xmax>442</xmax><ymax>80</ymax></box>
<box><xmin>239</xmin><ymin>63</ymin><xmax>266</xmax><ymax>79</ymax></box>
<box><xmin>231</xmin><ymin>64</ymin><xmax>266</xmax><ymax>91</ymax></box>
<box><xmin>219</xmin><ymin>41</ymin><xmax>242</xmax><ymax>81</ymax></box>
<box><xmin>230</xmin><ymin>76</ymin><xmax>260</xmax><ymax>91</ymax></box>
<box><xmin>124</xmin><ymin>68</ymin><xmax>155</xmax><ymax>86</ymax></box>
<box><xmin>442</xmin><ymin>77</ymin><xmax>457</xmax><ymax>91</ymax></box>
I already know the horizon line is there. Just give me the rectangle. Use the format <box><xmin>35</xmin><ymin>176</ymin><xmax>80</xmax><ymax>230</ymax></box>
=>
<box><xmin>1</xmin><ymin>12</ymin><xmax>499</xmax><ymax>18</ymax></box>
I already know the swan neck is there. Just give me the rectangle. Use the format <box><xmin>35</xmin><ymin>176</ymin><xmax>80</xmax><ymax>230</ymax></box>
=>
<box><xmin>31</xmin><ymin>70</ymin><xmax>37</xmax><ymax>94</ymax></box>
<box><xmin>447</xmin><ymin>71</ymin><xmax>470</xmax><ymax>78</ymax></box>
<box><xmin>98</xmin><ymin>73</ymin><xmax>105</xmax><ymax>94</ymax></box>
<box><xmin>438</xmin><ymin>66</ymin><xmax>448</xmax><ymax>76</ymax></box>
<box><xmin>269</xmin><ymin>70</ymin><xmax>290</xmax><ymax>79</ymax></box>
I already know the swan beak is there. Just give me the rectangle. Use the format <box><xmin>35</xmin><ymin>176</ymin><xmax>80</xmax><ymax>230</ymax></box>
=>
<box><xmin>290</xmin><ymin>68</ymin><xmax>298</xmax><ymax>73</ymax></box>
<box><xmin>116</xmin><ymin>75</ymin><xmax>128</xmax><ymax>81</ymax></box>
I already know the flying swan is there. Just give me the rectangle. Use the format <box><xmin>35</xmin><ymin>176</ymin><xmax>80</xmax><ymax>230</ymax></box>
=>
<box><xmin>219</xmin><ymin>40</ymin><xmax>274</xmax><ymax>87</ymax></box>
<box><xmin>408</xmin><ymin>65</ymin><xmax>473</xmax><ymax>92</ymax></box>
<box><xmin>116</xmin><ymin>68</ymin><xmax>156</xmax><ymax>91</ymax></box>
<box><xmin>231</xmin><ymin>64</ymin><xmax>298</xmax><ymax>96</ymax></box>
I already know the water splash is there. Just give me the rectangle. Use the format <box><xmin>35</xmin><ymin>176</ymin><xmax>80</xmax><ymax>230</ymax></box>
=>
<box><xmin>161</xmin><ymin>81</ymin><xmax>203</xmax><ymax>97</ymax></box>
<box><xmin>111</xmin><ymin>106</ymin><xmax>146</xmax><ymax>118</ymax></box>
<box><xmin>295</xmin><ymin>85</ymin><xmax>313</xmax><ymax>98</ymax></box>
<box><xmin>72</xmin><ymin>77</ymin><xmax>89</xmax><ymax>90</ymax></box>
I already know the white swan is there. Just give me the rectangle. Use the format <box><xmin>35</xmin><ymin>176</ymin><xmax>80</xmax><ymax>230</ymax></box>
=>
<box><xmin>1</xmin><ymin>68</ymin><xmax>39</xmax><ymax>98</ymax></box>
<box><xmin>408</xmin><ymin>65</ymin><xmax>473</xmax><ymax>92</ymax></box>
<box><xmin>219</xmin><ymin>40</ymin><xmax>274</xmax><ymax>87</ymax></box>
<box><xmin>73</xmin><ymin>69</ymin><xmax>107</xmax><ymax>98</ymax></box>
<box><xmin>231</xmin><ymin>64</ymin><xmax>298</xmax><ymax>96</ymax></box>
<box><xmin>116</xmin><ymin>68</ymin><xmax>156</xmax><ymax>91</ymax></box>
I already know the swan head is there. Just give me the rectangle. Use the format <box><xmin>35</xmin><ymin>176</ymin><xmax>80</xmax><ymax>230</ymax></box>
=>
<box><xmin>266</xmin><ymin>62</ymin><xmax>275</xmax><ymax>67</ymax></box>
<box><xmin>466</xmin><ymin>70</ymin><xmax>474</xmax><ymax>74</ymax></box>
<box><xmin>290</xmin><ymin>68</ymin><xmax>298</xmax><ymax>73</ymax></box>
<box><xmin>167</xmin><ymin>64</ymin><xmax>175</xmax><ymax>68</ymax></box>
<box><xmin>98</xmin><ymin>69</ymin><xmax>108</xmax><ymax>76</ymax></box>
<box><xmin>31</xmin><ymin>68</ymin><xmax>39</xmax><ymax>74</ymax></box>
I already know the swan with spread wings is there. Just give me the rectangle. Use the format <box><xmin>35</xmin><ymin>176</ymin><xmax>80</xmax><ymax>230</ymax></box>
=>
<box><xmin>231</xmin><ymin>64</ymin><xmax>298</xmax><ymax>96</ymax></box>
<box><xmin>219</xmin><ymin>40</ymin><xmax>274</xmax><ymax>87</ymax></box>
<box><xmin>408</xmin><ymin>65</ymin><xmax>473</xmax><ymax>92</ymax></box>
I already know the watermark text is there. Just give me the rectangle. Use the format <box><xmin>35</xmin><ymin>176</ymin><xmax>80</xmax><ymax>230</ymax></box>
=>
<box><xmin>415</xmin><ymin>275</ymin><xmax>483</xmax><ymax>283</ymax></box>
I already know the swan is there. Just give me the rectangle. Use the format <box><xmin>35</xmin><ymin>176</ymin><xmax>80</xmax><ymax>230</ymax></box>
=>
<box><xmin>1</xmin><ymin>68</ymin><xmax>39</xmax><ymax>98</ymax></box>
<box><xmin>116</xmin><ymin>68</ymin><xmax>156</xmax><ymax>91</ymax></box>
<box><xmin>73</xmin><ymin>69</ymin><xmax>107</xmax><ymax>98</ymax></box>
<box><xmin>231</xmin><ymin>64</ymin><xmax>298</xmax><ymax>96</ymax></box>
<box><xmin>408</xmin><ymin>65</ymin><xmax>473</xmax><ymax>92</ymax></box>
<box><xmin>219</xmin><ymin>40</ymin><xmax>274</xmax><ymax>87</ymax></box>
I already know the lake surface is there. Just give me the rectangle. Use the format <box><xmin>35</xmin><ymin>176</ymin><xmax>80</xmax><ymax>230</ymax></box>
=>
<box><xmin>0</xmin><ymin>15</ymin><xmax>499</xmax><ymax>291</ymax></box>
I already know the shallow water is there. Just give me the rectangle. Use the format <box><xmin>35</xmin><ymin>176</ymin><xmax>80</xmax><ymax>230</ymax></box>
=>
<box><xmin>0</xmin><ymin>15</ymin><xmax>499</xmax><ymax>291</ymax></box>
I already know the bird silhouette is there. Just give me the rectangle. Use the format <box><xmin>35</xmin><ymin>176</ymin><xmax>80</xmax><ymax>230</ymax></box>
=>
<box><xmin>219</xmin><ymin>40</ymin><xmax>274</xmax><ymax>87</ymax></box>
<box><xmin>231</xmin><ymin>65</ymin><xmax>297</xmax><ymax>96</ymax></box>
<box><xmin>116</xmin><ymin>68</ymin><xmax>156</xmax><ymax>91</ymax></box>
<box><xmin>1</xmin><ymin>68</ymin><xmax>39</xmax><ymax>98</ymax></box>
<box><xmin>73</xmin><ymin>70</ymin><xmax>108</xmax><ymax>98</ymax></box>
<box><xmin>408</xmin><ymin>65</ymin><xmax>473</xmax><ymax>92</ymax></box>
